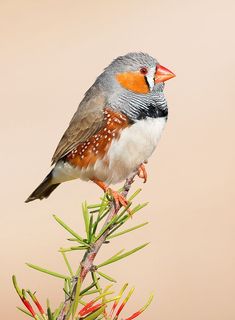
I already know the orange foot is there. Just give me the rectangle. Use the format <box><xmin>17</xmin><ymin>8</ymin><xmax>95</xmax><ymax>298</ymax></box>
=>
<box><xmin>107</xmin><ymin>188</ymin><xmax>129</xmax><ymax>208</ymax></box>
<box><xmin>138</xmin><ymin>163</ymin><xmax>148</xmax><ymax>183</ymax></box>
<box><xmin>92</xmin><ymin>179</ymin><xmax>129</xmax><ymax>209</ymax></box>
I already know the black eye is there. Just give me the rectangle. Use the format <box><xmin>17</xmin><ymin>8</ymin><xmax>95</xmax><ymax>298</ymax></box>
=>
<box><xmin>140</xmin><ymin>67</ymin><xmax>148</xmax><ymax>75</ymax></box>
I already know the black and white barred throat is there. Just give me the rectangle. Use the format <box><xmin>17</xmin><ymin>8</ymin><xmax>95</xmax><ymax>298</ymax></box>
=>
<box><xmin>112</xmin><ymin>89</ymin><xmax>168</xmax><ymax>122</ymax></box>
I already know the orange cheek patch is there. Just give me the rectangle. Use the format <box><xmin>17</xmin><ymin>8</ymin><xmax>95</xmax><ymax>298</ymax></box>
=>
<box><xmin>66</xmin><ymin>109</ymin><xmax>130</xmax><ymax>168</ymax></box>
<box><xmin>116</xmin><ymin>72</ymin><xmax>150</xmax><ymax>94</ymax></box>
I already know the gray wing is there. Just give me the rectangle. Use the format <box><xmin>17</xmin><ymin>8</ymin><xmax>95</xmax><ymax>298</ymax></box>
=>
<box><xmin>51</xmin><ymin>88</ymin><xmax>106</xmax><ymax>164</ymax></box>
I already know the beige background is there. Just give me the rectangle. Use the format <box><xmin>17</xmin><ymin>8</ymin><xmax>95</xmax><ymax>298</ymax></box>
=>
<box><xmin>1</xmin><ymin>0</ymin><xmax>235</xmax><ymax>319</ymax></box>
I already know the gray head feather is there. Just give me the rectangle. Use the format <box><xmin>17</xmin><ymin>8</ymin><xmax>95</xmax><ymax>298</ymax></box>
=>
<box><xmin>85</xmin><ymin>52</ymin><xmax>168</xmax><ymax>122</ymax></box>
<box><xmin>106</xmin><ymin>52</ymin><xmax>158</xmax><ymax>73</ymax></box>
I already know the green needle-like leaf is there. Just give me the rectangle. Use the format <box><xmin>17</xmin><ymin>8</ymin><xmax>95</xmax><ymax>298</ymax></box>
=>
<box><xmin>91</xmin><ymin>272</ymin><xmax>102</xmax><ymax>294</ymax></box>
<box><xmin>53</xmin><ymin>215</ymin><xmax>89</xmax><ymax>247</ymax></box>
<box><xmin>63</xmin><ymin>287</ymin><xmax>70</xmax><ymax>298</ymax></box>
<box><xmin>109</xmin><ymin>283</ymin><xmax>129</xmax><ymax>318</ymax></box>
<box><xmin>116</xmin><ymin>203</ymin><xmax>148</xmax><ymax>225</ymax></box>
<box><xmin>63</xmin><ymin>279</ymin><xmax>70</xmax><ymax>298</ymax></box>
<box><xmin>97</xmin><ymin>243</ymin><xmax>149</xmax><ymax>268</ymax></box>
<box><xmin>96</xmin><ymin>271</ymin><xmax>117</xmax><ymax>283</ymax></box>
<box><xmin>75</xmin><ymin>264</ymin><xmax>81</xmax><ymax>277</ymax></box>
<box><xmin>61</xmin><ymin>251</ymin><xmax>74</xmax><ymax>276</ymax></box>
<box><xmin>82</xmin><ymin>201</ymin><xmax>90</xmax><ymax>238</ymax></box>
<box><xmin>107</xmin><ymin>222</ymin><xmax>149</xmax><ymax>239</ymax></box>
<box><xmin>59</xmin><ymin>246</ymin><xmax>88</xmax><ymax>252</ymax></box>
<box><xmin>66</xmin><ymin>237</ymin><xmax>79</xmax><ymax>242</ymax></box>
<box><xmin>101</xmin><ymin>249</ymin><xmax>125</xmax><ymax>264</ymax></box>
<box><xmin>26</xmin><ymin>263</ymin><xmax>70</xmax><ymax>280</ymax></box>
<box><xmin>46</xmin><ymin>299</ymin><xmax>54</xmax><ymax>320</ymax></box>
<box><xmin>87</xmin><ymin>203</ymin><xmax>101</xmax><ymax>209</ymax></box>
<box><xmin>47</xmin><ymin>308</ymin><xmax>53</xmax><ymax>320</ymax></box>
<box><xmin>17</xmin><ymin>307</ymin><xmax>34</xmax><ymax>318</ymax></box>
<box><xmin>22</xmin><ymin>289</ymin><xmax>27</xmax><ymax>299</ymax></box>
<box><xmin>139</xmin><ymin>293</ymin><xmax>154</xmax><ymax>313</ymax></box>
<box><xmin>12</xmin><ymin>275</ymin><xmax>23</xmax><ymax>298</ymax></box>
<box><xmin>128</xmin><ymin>188</ymin><xmax>142</xmax><ymax>202</ymax></box>
<box><xmin>131</xmin><ymin>202</ymin><xmax>148</xmax><ymax>214</ymax></box>
<box><xmin>98</xmin><ymin>196</ymin><xmax>110</xmax><ymax>217</ymax></box>
<box><xmin>125</xmin><ymin>293</ymin><xmax>154</xmax><ymax>320</ymax></box>
<box><xmin>82</xmin><ymin>289</ymin><xmax>100</xmax><ymax>296</ymax></box>
<box><xmin>88</xmin><ymin>213</ymin><xmax>94</xmax><ymax>243</ymax></box>
<box><xmin>92</xmin><ymin>196</ymin><xmax>110</xmax><ymax>237</ymax></box>
<box><xmin>98</xmin><ymin>290</ymin><xmax>114</xmax><ymax>300</ymax></box>
<box><xmin>53</xmin><ymin>303</ymin><xmax>64</xmax><ymax>319</ymax></box>
<box><xmin>79</xmin><ymin>299</ymin><xmax>88</xmax><ymax>306</ymax></box>
<box><xmin>98</xmin><ymin>208</ymin><xmax>110</xmax><ymax>222</ymax></box>
<box><xmin>115</xmin><ymin>202</ymin><xmax>132</xmax><ymax>221</ymax></box>
<box><xmin>105</xmin><ymin>221</ymin><xmax>125</xmax><ymax>239</ymax></box>
<box><xmin>72</xmin><ymin>277</ymin><xmax>82</xmax><ymax>318</ymax></box>
<box><xmin>95</xmin><ymin>214</ymin><xmax>120</xmax><ymax>240</ymax></box>
<box><xmin>114</xmin><ymin>287</ymin><xmax>135</xmax><ymax>319</ymax></box>
<box><xmin>82</xmin><ymin>306</ymin><xmax>106</xmax><ymax>320</ymax></box>
<box><xmin>80</xmin><ymin>280</ymin><xmax>99</xmax><ymax>296</ymax></box>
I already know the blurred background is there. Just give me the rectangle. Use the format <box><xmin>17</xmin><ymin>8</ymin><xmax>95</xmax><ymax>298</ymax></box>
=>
<box><xmin>1</xmin><ymin>0</ymin><xmax>235</xmax><ymax>319</ymax></box>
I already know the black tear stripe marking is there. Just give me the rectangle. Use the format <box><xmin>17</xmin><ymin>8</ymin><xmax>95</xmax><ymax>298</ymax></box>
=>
<box><xmin>136</xmin><ymin>103</ymin><xmax>168</xmax><ymax>120</ymax></box>
<box><xmin>144</xmin><ymin>76</ymin><xmax>150</xmax><ymax>91</ymax></box>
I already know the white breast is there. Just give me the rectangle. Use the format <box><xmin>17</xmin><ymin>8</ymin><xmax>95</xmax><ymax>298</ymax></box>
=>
<box><xmin>52</xmin><ymin>117</ymin><xmax>166</xmax><ymax>186</ymax></box>
<box><xmin>104</xmin><ymin>117</ymin><xmax>166</xmax><ymax>184</ymax></box>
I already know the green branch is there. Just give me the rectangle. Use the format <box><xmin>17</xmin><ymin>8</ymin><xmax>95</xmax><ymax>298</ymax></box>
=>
<box><xmin>13</xmin><ymin>171</ymin><xmax>154</xmax><ymax>320</ymax></box>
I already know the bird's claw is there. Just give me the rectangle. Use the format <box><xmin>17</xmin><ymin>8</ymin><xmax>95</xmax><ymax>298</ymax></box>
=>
<box><xmin>138</xmin><ymin>164</ymin><xmax>147</xmax><ymax>183</ymax></box>
<box><xmin>106</xmin><ymin>188</ymin><xmax>130</xmax><ymax>212</ymax></box>
<box><xmin>107</xmin><ymin>188</ymin><xmax>128</xmax><ymax>207</ymax></box>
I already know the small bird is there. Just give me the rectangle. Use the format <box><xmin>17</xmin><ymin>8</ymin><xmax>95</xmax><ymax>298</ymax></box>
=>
<box><xmin>26</xmin><ymin>52</ymin><xmax>175</xmax><ymax>205</ymax></box>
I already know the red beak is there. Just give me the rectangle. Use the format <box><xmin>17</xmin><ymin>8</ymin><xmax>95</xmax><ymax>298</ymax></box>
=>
<box><xmin>155</xmin><ymin>65</ymin><xmax>175</xmax><ymax>83</ymax></box>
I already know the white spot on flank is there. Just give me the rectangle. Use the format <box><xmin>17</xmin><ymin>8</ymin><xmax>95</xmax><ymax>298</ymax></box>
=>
<box><xmin>51</xmin><ymin>118</ymin><xmax>166</xmax><ymax>186</ymax></box>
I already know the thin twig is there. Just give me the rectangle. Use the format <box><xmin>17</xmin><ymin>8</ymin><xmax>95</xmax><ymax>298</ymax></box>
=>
<box><xmin>57</xmin><ymin>171</ymin><xmax>137</xmax><ymax>320</ymax></box>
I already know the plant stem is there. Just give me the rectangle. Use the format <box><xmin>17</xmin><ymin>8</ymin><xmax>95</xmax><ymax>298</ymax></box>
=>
<box><xmin>56</xmin><ymin>171</ymin><xmax>137</xmax><ymax>320</ymax></box>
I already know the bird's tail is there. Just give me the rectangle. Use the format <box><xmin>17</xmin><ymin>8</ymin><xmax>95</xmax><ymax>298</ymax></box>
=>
<box><xmin>25</xmin><ymin>170</ymin><xmax>60</xmax><ymax>203</ymax></box>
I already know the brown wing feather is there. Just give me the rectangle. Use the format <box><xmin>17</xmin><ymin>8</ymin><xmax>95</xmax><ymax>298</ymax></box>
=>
<box><xmin>52</xmin><ymin>88</ymin><xmax>106</xmax><ymax>164</ymax></box>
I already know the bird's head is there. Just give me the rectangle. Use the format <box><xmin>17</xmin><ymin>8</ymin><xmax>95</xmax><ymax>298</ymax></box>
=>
<box><xmin>102</xmin><ymin>52</ymin><xmax>175</xmax><ymax>95</ymax></box>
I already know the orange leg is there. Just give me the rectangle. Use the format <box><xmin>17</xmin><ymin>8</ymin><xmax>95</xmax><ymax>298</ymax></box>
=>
<box><xmin>92</xmin><ymin>179</ymin><xmax>129</xmax><ymax>209</ymax></box>
<box><xmin>138</xmin><ymin>163</ymin><xmax>148</xmax><ymax>183</ymax></box>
